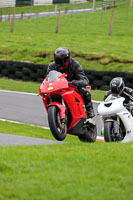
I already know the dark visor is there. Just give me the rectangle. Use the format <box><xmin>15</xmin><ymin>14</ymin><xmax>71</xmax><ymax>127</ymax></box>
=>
<box><xmin>55</xmin><ymin>57</ymin><xmax>64</xmax><ymax>65</ymax></box>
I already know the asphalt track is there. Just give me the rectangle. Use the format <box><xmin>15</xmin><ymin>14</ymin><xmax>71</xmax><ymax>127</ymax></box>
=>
<box><xmin>0</xmin><ymin>90</ymin><xmax>103</xmax><ymax>145</ymax></box>
<box><xmin>0</xmin><ymin>90</ymin><xmax>49</xmax><ymax>127</ymax></box>
<box><xmin>0</xmin><ymin>133</ymin><xmax>64</xmax><ymax>146</ymax></box>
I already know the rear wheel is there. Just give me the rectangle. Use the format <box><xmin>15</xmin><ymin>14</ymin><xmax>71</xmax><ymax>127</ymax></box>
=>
<box><xmin>48</xmin><ymin>106</ymin><xmax>67</xmax><ymax>141</ymax></box>
<box><xmin>78</xmin><ymin>124</ymin><xmax>97</xmax><ymax>143</ymax></box>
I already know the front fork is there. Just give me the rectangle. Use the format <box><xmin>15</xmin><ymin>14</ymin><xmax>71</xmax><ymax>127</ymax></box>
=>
<box><xmin>104</xmin><ymin>116</ymin><xmax>120</xmax><ymax>135</ymax></box>
<box><xmin>113</xmin><ymin>117</ymin><xmax>120</xmax><ymax>135</ymax></box>
<box><xmin>48</xmin><ymin>98</ymin><xmax>66</xmax><ymax>120</ymax></box>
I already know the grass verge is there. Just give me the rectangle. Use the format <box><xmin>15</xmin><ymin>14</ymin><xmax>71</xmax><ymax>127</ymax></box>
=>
<box><xmin>0</xmin><ymin>3</ymin><xmax>133</xmax><ymax>72</ymax></box>
<box><xmin>0</xmin><ymin>3</ymin><xmax>132</xmax><ymax>199</ymax></box>
<box><xmin>0</xmin><ymin>78</ymin><xmax>105</xmax><ymax>101</ymax></box>
<box><xmin>0</xmin><ymin>120</ymin><xmax>133</xmax><ymax>200</ymax></box>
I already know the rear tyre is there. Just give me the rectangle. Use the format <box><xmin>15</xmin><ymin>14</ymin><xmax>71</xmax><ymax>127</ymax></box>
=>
<box><xmin>48</xmin><ymin>106</ymin><xmax>67</xmax><ymax>141</ymax></box>
<box><xmin>78</xmin><ymin>124</ymin><xmax>97</xmax><ymax>143</ymax></box>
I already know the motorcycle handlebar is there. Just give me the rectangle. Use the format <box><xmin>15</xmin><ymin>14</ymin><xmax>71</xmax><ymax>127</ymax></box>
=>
<box><xmin>123</xmin><ymin>102</ymin><xmax>133</xmax><ymax>110</ymax></box>
<box><xmin>68</xmin><ymin>82</ymin><xmax>77</xmax><ymax>87</ymax></box>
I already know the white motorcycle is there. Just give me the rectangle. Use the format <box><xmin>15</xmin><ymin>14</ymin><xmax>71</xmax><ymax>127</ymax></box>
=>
<box><xmin>98</xmin><ymin>94</ymin><xmax>133</xmax><ymax>143</ymax></box>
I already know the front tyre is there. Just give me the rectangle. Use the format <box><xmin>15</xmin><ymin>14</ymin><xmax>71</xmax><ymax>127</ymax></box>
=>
<box><xmin>104</xmin><ymin>121</ymin><xmax>125</xmax><ymax>142</ymax></box>
<box><xmin>104</xmin><ymin>122</ymin><xmax>113</xmax><ymax>142</ymax></box>
<box><xmin>48</xmin><ymin>106</ymin><xmax>67</xmax><ymax>141</ymax></box>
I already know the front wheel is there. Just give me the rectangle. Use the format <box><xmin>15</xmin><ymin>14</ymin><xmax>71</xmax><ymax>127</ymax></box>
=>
<box><xmin>48</xmin><ymin>106</ymin><xmax>67</xmax><ymax>141</ymax></box>
<box><xmin>104</xmin><ymin>121</ymin><xmax>125</xmax><ymax>142</ymax></box>
<box><xmin>104</xmin><ymin>122</ymin><xmax>113</xmax><ymax>142</ymax></box>
<box><xmin>78</xmin><ymin>124</ymin><xmax>97</xmax><ymax>143</ymax></box>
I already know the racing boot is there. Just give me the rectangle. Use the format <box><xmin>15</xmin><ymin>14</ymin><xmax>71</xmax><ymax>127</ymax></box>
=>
<box><xmin>86</xmin><ymin>102</ymin><xmax>95</xmax><ymax>118</ymax></box>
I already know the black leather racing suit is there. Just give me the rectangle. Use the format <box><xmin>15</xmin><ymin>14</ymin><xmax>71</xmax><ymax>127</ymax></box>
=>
<box><xmin>104</xmin><ymin>87</ymin><xmax>133</xmax><ymax>103</ymax></box>
<box><xmin>47</xmin><ymin>57</ymin><xmax>94</xmax><ymax>116</ymax></box>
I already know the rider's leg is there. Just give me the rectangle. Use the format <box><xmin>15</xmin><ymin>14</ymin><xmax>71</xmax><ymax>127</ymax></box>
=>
<box><xmin>85</xmin><ymin>102</ymin><xmax>95</xmax><ymax>118</ymax></box>
<box><xmin>80</xmin><ymin>88</ymin><xmax>95</xmax><ymax>118</ymax></box>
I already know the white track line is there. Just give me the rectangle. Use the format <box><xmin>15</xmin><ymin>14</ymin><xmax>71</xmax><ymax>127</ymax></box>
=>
<box><xmin>0</xmin><ymin>90</ymin><xmax>101</xmax><ymax>103</ymax></box>
<box><xmin>0</xmin><ymin>118</ymin><xmax>49</xmax><ymax>130</ymax></box>
<box><xmin>0</xmin><ymin>90</ymin><xmax>38</xmax><ymax>96</ymax></box>
<box><xmin>0</xmin><ymin>118</ymin><xmax>104</xmax><ymax>141</ymax></box>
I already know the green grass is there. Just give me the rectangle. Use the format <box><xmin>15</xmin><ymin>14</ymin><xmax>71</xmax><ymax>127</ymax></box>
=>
<box><xmin>0</xmin><ymin>120</ymin><xmax>77</xmax><ymax>142</ymax></box>
<box><xmin>0</xmin><ymin>120</ymin><xmax>133</xmax><ymax>200</ymax></box>
<box><xmin>0</xmin><ymin>3</ymin><xmax>133</xmax><ymax>199</ymax></box>
<box><xmin>0</xmin><ymin>2</ymin><xmax>133</xmax><ymax>72</ymax></box>
<box><xmin>0</xmin><ymin>77</ymin><xmax>40</xmax><ymax>94</ymax></box>
<box><xmin>0</xmin><ymin>77</ymin><xmax>105</xmax><ymax>101</ymax></box>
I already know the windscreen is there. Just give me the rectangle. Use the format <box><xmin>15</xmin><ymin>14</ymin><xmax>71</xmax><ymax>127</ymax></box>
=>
<box><xmin>47</xmin><ymin>70</ymin><xmax>62</xmax><ymax>82</ymax></box>
<box><xmin>105</xmin><ymin>94</ymin><xmax>120</xmax><ymax>102</ymax></box>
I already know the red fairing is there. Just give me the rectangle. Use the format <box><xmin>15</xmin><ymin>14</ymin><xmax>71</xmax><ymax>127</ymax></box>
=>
<box><xmin>39</xmin><ymin>73</ymin><xmax>68</xmax><ymax>95</ymax></box>
<box><xmin>62</xmin><ymin>90</ymin><xmax>86</xmax><ymax>130</ymax></box>
<box><xmin>39</xmin><ymin>71</ymin><xmax>91</xmax><ymax>133</ymax></box>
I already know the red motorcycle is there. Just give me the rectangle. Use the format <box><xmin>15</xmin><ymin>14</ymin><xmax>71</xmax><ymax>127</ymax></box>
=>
<box><xmin>39</xmin><ymin>70</ymin><xmax>97</xmax><ymax>142</ymax></box>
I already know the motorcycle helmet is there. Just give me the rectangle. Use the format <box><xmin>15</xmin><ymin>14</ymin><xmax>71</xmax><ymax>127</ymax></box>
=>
<box><xmin>110</xmin><ymin>77</ymin><xmax>125</xmax><ymax>94</ymax></box>
<box><xmin>54</xmin><ymin>47</ymin><xmax>70</xmax><ymax>70</ymax></box>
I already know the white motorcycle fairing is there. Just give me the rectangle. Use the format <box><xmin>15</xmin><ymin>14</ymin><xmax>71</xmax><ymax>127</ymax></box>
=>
<box><xmin>98</xmin><ymin>97</ymin><xmax>133</xmax><ymax>143</ymax></box>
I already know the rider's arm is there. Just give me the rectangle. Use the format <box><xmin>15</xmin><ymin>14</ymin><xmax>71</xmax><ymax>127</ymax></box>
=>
<box><xmin>47</xmin><ymin>62</ymin><xmax>56</xmax><ymax>74</ymax></box>
<box><xmin>71</xmin><ymin>60</ymin><xmax>89</xmax><ymax>87</ymax></box>
<box><xmin>104</xmin><ymin>90</ymin><xmax>112</xmax><ymax>100</ymax></box>
<box><xmin>123</xmin><ymin>87</ymin><xmax>133</xmax><ymax>101</ymax></box>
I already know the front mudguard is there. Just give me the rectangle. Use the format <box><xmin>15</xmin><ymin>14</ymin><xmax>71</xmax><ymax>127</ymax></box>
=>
<box><xmin>48</xmin><ymin>102</ymin><xmax>66</xmax><ymax>119</ymax></box>
<box><xmin>104</xmin><ymin>119</ymin><xmax>119</xmax><ymax>135</ymax></box>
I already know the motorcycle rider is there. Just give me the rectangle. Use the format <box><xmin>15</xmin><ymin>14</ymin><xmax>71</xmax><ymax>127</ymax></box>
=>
<box><xmin>47</xmin><ymin>47</ymin><xmax>95</xmax><ymax>118</ymax></box>
<box><xmin>104</xmin><ymin>77</ymin><xmax>133</xmax><ymax>103</ymax></box>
